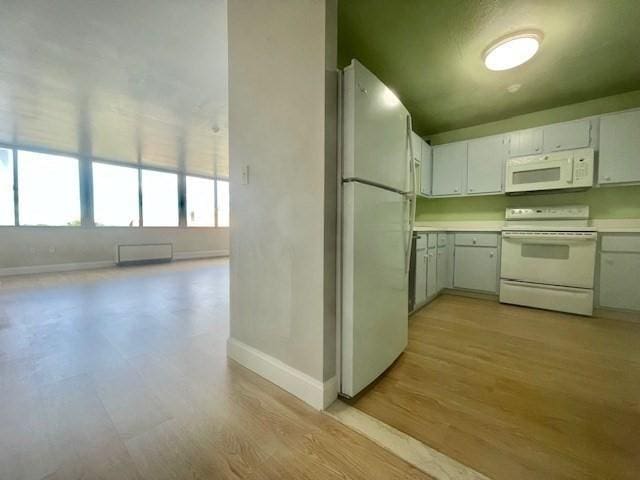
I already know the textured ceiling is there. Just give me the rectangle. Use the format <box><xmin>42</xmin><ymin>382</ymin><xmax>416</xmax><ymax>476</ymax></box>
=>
<box><xmin>0</xmin><ymin>0</ymin><xmax>228</xmax><ymax>176</ymax></box>
<box><xmin>339</xmin><ymin>0</ymin><xmax>640</xmax><ymax>136</ymax></box>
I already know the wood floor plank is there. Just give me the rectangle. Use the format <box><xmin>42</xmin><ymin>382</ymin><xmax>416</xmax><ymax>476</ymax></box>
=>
<box><xmin>351</xmin><ymin>294</ymin><xmax>640</xmax><ymax>480</ymax></box>
<box><xmin>0</xmin><ymin>260</ymin><xmax>434</xmax><ymax>480</ymax></box>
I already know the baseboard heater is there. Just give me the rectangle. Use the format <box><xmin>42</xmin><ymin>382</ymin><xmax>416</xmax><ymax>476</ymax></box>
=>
<box><xmin>117</xmin><ymin>243</ymin><xmax>173</xmax><ymax>265</ymax></box>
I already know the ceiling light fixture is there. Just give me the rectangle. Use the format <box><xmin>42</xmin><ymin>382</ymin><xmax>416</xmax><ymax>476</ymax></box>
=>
<box><xmin>483</xmin><ymin>32</ymin><xmax>541</xmax><ymax>71</ymax></box>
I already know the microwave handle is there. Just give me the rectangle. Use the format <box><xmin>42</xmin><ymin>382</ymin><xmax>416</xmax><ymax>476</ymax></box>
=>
<box><xmin>566</xmin><ymin>158</ymin><xmax>574</xmax><ymax>184</ymax></box>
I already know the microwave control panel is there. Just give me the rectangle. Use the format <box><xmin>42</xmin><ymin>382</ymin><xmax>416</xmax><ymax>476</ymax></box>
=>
<box><xmin>572</xmin><ymin>149</ymin><xmax>593</xmax><ymax>185</ymax></box>
<box><xmin>506</xmin><ymin>205</ymin><xmax>590</xmax><ymax>221</ymax></box>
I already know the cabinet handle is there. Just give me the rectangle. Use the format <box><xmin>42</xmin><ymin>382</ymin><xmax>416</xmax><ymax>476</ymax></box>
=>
<box><xmin>603</xmin><ymin>176</ymin><xmax>611</xmax><ymax>181</ymax></box>
<box><xmin>472</xmin><ymin>238</ymin><xmax>477</xmax><ymax>244</ymax></box>
<box><xmin>489</xmin><ymin>251</ymin><xmax>495</xmax><ymax>258</ymax></box>
<box><xmin>468</xmin><ymin>188</ymin><xmax>474</xmax><ymax>192</ymax></box>
<box><xmin>453</xmin><ymin>188</ymin><xmax>459</xmax><ymax>192</ymax></box>
<box><xmin>556</xmin><ymin>144</ymin><xmax>562</xmax><ymax>149</ymax></box>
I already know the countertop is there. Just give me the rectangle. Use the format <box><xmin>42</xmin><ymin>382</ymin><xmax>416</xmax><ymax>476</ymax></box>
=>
<box><xmin>414</xmin><ymin>219</ymin><xmax>640</xmax><ymax>233</ymax></box>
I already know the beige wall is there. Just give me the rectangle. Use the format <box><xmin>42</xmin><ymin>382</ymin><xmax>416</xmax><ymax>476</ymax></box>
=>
<box><xmin>0</xmin><ymin>227</ymin><xmax>229</xmax><ymax>269</ymax></box>
<box><xmin>228</xmin><ymin>0</ymin><xmax>337</xmax><ymax>384</ymax></box>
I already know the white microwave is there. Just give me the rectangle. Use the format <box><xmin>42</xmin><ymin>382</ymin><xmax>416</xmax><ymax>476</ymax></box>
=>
<box><xmin>505</xmin><ymin>148</ymin><xmax>594</xmax><ymax>194</ymax></box>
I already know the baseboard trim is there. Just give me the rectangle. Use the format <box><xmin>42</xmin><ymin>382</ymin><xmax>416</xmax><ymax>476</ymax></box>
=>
<box><xmin>227</xmin><ymin>337</ymin><xmax>337</xmax><ymax>410</ymax></box>
<box><xmin>173</xmin><ymin>249</ymin><xmax>230</xmax><ymax>260</ymax></box>
<box><xmin>0</xmin><ymin>251</ymin><xmax>230</xmax><ymax>277</ymax></box>
<box><xmin>0</xmin><ymin>260</ymin><xmax>115</xmax><ymax>277</ymax></box>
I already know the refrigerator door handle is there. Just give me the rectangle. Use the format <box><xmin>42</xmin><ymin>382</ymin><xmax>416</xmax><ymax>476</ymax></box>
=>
<box><xmin>405</xmin><ymin>114</ymin><xmax>416</xmax><ymax>273</ymax></box>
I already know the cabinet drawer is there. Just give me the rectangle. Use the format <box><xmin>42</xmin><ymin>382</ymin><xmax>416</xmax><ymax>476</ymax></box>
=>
<box><xmin>455</xmin><ymin>232</ymin><xmax>498</xmax><ymax>247</ymax></box>
<box><xmin>601</xmin><ymin>234</ymin><xmax>640</xmax><ymax>253</ymax></box>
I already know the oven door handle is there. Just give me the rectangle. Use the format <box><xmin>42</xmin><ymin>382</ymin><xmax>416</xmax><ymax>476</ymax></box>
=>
<box><xmin>502</xmin><ymin>232</ymin><xmax>597</xmax><ymax>242</ymax></box>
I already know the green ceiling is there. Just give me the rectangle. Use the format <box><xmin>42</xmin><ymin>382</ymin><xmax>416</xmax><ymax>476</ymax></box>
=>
<box><xmin>338</xmin><ymin>0</ymin><xmax>640</xmax><ymax>136</ymax></box>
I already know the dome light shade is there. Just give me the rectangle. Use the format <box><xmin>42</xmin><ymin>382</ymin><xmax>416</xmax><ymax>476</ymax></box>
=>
<box><xmin>483</xmin><ymin>33</ymin><xmax>541</xmax><ymax>71</ymax></box>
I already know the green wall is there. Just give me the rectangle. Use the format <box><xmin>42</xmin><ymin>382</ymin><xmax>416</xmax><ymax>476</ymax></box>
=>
<box><xmin>416</xmin><ymin>186</ymin><xmax>640</xmax><ymax>221</ymax></box>
<box><xmin>417</xmin><ymin>91</ymin><xmax>640</xmax><ymax>222</ymax></box>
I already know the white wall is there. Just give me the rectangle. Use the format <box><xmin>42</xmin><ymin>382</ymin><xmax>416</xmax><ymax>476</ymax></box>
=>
<box><xmin>0</xmin><ymin>226</ymin><xmax>229</xmax><ymax>273</ymax></box>
<box><xmin>227</xmin><ymin>0</ymin><xmax>337</xmax><ymax>408</ymax></box>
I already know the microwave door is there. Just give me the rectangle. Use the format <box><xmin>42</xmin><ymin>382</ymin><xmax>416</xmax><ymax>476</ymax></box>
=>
<box><xmin>506</xmin><ymin>157</ymin><xmax>573</xmax><ymax>193</ymax></box>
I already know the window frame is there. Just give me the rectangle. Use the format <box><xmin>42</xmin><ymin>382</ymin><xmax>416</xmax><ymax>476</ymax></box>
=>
<box><xmin>0</xmin><ymin>142</ymin><xmax>229</xmax><ymax>229</ymax></box>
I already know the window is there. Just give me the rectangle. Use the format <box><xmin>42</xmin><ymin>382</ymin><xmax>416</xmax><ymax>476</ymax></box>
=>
<box><xmin>216</xmin><ymin>179</ymin><xmax>229</xmax><ymax>227</ymax></box>
<box><xmin>141</xmin><ymin>169</ymin><xmax>178</xmax><ymax>226</ymax></box>
<box><xmin>17</xmin><ymin>151</ymin><xmax>81</xmax><ymax>226</ymax></box>
<box><xmin>186</xmin><ymin>176</ymin><xmax>215</xmax><ymax>227</ymax></box>
<box><xmin>0</xmin><ymin>148</ymin><xmax>14</xmax><ymax>225</ymax></box>
<box><xmin>93</xmin><ymin>162</ymin><xmax>140</xmax><ymax>226</ymax></box>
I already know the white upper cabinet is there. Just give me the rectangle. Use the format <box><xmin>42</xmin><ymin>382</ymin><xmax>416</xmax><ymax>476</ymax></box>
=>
<box><xmin>432</xmin><ymin>142</ymin><xmax>467</xmax><ymax>196</ymax></box>
<box><xmin>467</xmin><ymin>135</ymin><xmax>506</xmax><ymax>194</ymax></box>
<box><xmin>508</xmin><ymin>128</ymin><xmax>543</xmax><ymax>157</ymax></box>
<box><xmin>420</xmin><ymin>140</ymin><xmax>432</xmax><ymax>196</ymax></box>
<box><xmin>598</xmin><ymin>110</ymin><xmax>640</xmax><ymax>185</ymax></box>
<box><xmin>543</xmin><ymin>120</ymin><xmax>591</xmax><ymax>152</ymax></box>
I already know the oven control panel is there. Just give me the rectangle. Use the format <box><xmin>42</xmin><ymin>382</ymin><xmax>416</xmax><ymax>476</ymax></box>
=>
<box><xmin>505</xmin><ymin>205</ymin><xmax>589</xmax><ymax>221</ymax></box>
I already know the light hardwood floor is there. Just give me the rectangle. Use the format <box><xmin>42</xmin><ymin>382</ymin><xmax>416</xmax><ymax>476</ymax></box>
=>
<box><xmin>349</xmin><ymin>294</ymin><xmax>640</xmax><ymax>480</ymax></box>
<box><xmin>0</xmin><ymin>259</ymin><xmax>433</xmax><ymax>480</ymax></box>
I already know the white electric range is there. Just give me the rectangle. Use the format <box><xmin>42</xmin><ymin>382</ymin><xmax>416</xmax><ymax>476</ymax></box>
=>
<box><xmin>499</xmin><ymin>205</ymin><xmax>597</xmax><ymax>316</ymax></box>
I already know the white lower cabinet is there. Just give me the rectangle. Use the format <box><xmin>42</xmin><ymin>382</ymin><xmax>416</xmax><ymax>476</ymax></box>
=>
<box><xmin>426</xmin><ymin>247</ymin><xmax>438</xmax><ymax>299</ymax></box>
<box><xmin>415</xmin><ymin>242</ymin><xmax>428</xmax><ymax>306</ymax></box>
<box><xmin>453</xmin><ymin>233</ymin><xmax>499</xmax><ymax>293</ymax></box>
<box><xmin>599</xmin><ymin>234</ymin><xmax>640</xmax><ymax>311</ymax></box>
<box><xmin>454</xmin><ymin>246</ymin><xmax>499</xmax><ymax>293</ymax></box>
<box><xmin>414</xmin><ymin>231</ymin><xmax>498</xmax><ymax>307</ymax></box>
<box><xmin>436</xmin><ymin>233</ymin><xmax>451</xmax><ymax>292</ymax></box>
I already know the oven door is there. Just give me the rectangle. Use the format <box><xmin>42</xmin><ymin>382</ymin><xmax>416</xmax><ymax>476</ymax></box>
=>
<box><xmin>500</xmin><ymin>231</ymin><xmax>597</xmax><ymax>288</ymax></box>
<box><xmin>505</xmin><ymin>156</ymin><xmax>574</xmax><ymax>193</ymax></box>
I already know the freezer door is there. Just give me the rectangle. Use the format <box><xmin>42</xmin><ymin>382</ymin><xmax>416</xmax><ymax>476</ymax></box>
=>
<box><xmin>341</xmin><ymin>181</ymin><xmax>409</xmax><ymax>397</ymax></box>
<box><xmin>343</xmin><ymin>60</ymin><xmax>410</xmax><ymax>192</ymax></box>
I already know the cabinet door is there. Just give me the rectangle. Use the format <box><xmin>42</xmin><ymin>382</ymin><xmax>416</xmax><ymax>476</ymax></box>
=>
<box><xmin>543</xmin><ymin>120</ymin><xmax>591</xmax><ymax>152</ymax></box>
<box><xmin>437</xmin><ymin>246</ymin><xmax>449</xmax><ymax>292</ymax></box>
<box><xmin>599</xmin><ymin>110</ymin><xmax>640</xmax><ymax>185</ymax></box>
<box><xmin>420</xmin><ymin>140</ymin><xmax>432</xmax><ymax>196</ymax></box>
<box><xmin>432</xmin><ymin>143</ymin><xmax>467</xmax><ymax>196</ymax></box>
<box><xmin>508</xmin><ymin>128</ymin><xmax>543</xmax><ymax>157</ymax></box>
<box><xmin>426</xmin><ymin>248</ymin><xmax>437</xmax><ymax>299</ymax></box>
<box><xmin>453</xmin><ymin>246</ymin><xmax>498</xmax><ymax>293</ymax></box>
<box><xmin>415</xmin><ymin>245</ymin><xmax>427</xmax><ymax>306</ymax></box>
<box><xmin>467</xmin><ymin>135</ymin><xmax>505</xmax><ymax>194</ymax></box>
<box><xmin>599</xmin><ymin>252</ymin><xmax>640</xmax><ymax>311</ymax></box>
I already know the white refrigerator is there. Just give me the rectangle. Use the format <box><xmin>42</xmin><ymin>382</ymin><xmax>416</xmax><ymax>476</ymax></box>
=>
<box><xmin>340</xmin><ymin>60</ymin><xmax>415</xmax><ymax>397</ymax></box>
